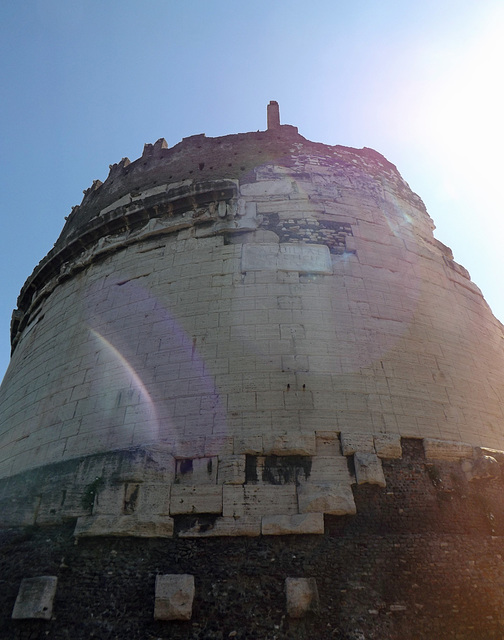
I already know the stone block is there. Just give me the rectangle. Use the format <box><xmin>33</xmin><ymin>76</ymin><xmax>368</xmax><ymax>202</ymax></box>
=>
<box><xmin>12</xmin><ymin>576</ymin><xmax>58</xmax><ymax>620</ymax></box>
<box><xmin>36</xmin><ymin>489</ymin><xmax>88</xmax><ymax>525</ymax></box>
<box><xmin>74</xmin><ymin>515</ymin><xmax>174</xmax><ymax>538</ymax></box>
<box><xmin>154</xmin><ymin>574</ymin><xmax>195</xmax><ymax>621</ymax></box>
<box><xmin>340</xmin><ymin>432</ymin><xmax>375</xmax><ymax>455</ymax></box>
<box><xmin>134</xmin><ymin>483</ymin><xmax>171</xmax><ymax>516</ymax></box>
<box><xmin>240</xmin><ymin>179</ymin><xmax>294</xmax><ymax>197</ymax></box>
<box><xmin>242</xmin><ymin>243</ymin><xmax>332</xmax><ymax>274</ymax></box>
<box><xmin>175</xmin><ymin>456</ymin><xmax>218</xmax><ymax>485</ymax></box>
<box><xmin>297</xmin><ymin>482</ymin><xmax>356</xmax><ymax>515</ymax></box>
<box><xmin>143</xmin><ymin>445</ymin><xmax>176</xmax><ymax>482</ymax></box>
<box><xmin>315</xmin><ymin>431</ymin><xmax>341</xmax><ymax>456</ymax></box>
<box><xmin>170</xmin><ymin>485</ymin><xmax>223</xmax><ymax>515</ymax></box>
<box><xmin>306</xmin><ymin>455</ymin><xmax>352</xmax><ymax>484</ymax></box>
<box><xmin>285</xmin><ymin>577</ymin><xmax>319</xmax><ymax>618</ymax></box>
<box><xmin>262</xmin><ymin>513</ymin><xmax>324</xmax><ymax>535</ymax></box>
<box><xmin>217</xmin><ymin>455</ymin><xmax>246</xmax><ymax>484</ymax></box>
<box><xmin>222</xmin><ymin>485</ymin><xmax>298</xmax><ymax>518</ymax></box>
<box><xmin>178</xmin><ymin>516</ymin><xmax>261</xmax><ymax>537</ymax></box>
<box><xmin>262</xmin><ymin>432</ymin><xmax>316</xmax><ymax>456</ymax></box>
<box><xmin>354</xmin><ymin>452</ymin><xmax>386</xmax><ymax>487</ymax></box>
<box><xmin>172</xmin><ymin>437</ymin><xmax>206</xmax><ymax>459</ymax></box>
<box><xmin>111</xmin><ymin>448</ymin><xmax>149</xmax><ymax>482</ymax></box>
<box><xmin>423</xmin><ymin>438</ymin><xmax>473</xmax><ymax>460</ymax></box>
<box><xmin>374</xmin><ymin>433</ymin><xmax>402</xmax><ymax>458</ymax></box>
<box><xmin>205</xmin><ymin>435</ymin><xmax>234</xmax><ymax>457</ymax></box>
<box><xmin>234</xmin><ymin>436</ymin><xmax>263</xmax><ymax>455</ymax></box>
<box><xmin>0</xmin><ymin>495</ymin><xmax>40</xmax><ymax>527</ymax></box>
<box><xmin>92</xmin><ymin>484</ymin><xmax>124</xmax><ymax>515</ymax></box>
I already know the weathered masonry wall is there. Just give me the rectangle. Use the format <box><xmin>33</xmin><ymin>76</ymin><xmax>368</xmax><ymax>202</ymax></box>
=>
<box><xmin>2</xmin><ymin>114</ymin><xmax>504</xmax><ymax>638</ymax></box>
<box><xmin>2</xmin><ymin>440</ymin><xmax>504</xmax><ymax>640</ymax></box>
<box><xmin>2</xmin><ymin>135</ymin><xmax>504</xmax><ymax>483</ymax></box>
<box><xmin>0</xmin><ymin>432</ymin><xmax>500</xmax><ymax>536</ymax></box>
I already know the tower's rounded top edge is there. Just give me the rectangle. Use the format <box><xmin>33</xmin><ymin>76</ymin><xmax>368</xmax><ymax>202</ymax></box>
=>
<box><xmin>56</xmin><ymin>118</ymin><xmax>399</xmax><ymax>252</ymax></box>
<box><xmin>16</xmin><ymin>104</ymin><xmax>411</xmax><ymax>327</ymax></box>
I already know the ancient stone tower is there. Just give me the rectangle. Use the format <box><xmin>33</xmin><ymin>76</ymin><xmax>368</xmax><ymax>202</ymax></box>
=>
<box><xmin>2</xmin><ymin>103</ymin><xmax>504</xmax><ymax>639</ymax></box>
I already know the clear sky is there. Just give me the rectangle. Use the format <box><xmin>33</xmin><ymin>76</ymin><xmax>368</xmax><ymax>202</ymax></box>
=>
<box><xmin>1</xmin><ymin>0</ymin><xmax>503</xmax><ymax>381</ymax></box>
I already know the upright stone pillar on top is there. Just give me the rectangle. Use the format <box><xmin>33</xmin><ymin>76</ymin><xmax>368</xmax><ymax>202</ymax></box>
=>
<box><xmin>267</xmin><ymin>100</ymin><xmax>281</xmax><ymax>129</ymax></box>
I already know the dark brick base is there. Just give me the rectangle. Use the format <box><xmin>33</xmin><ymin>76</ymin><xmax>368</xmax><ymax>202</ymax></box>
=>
<box><xmin>2</xmin><ymin>439</ymin><xmax>504</xmax><ymax>639</ymax></box>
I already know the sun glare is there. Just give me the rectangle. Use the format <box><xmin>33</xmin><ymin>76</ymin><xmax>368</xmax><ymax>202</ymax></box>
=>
<box><xmin>417</xmin><ymin>8</ymin><xmax>504</xmax><ymax>212</ymax></box>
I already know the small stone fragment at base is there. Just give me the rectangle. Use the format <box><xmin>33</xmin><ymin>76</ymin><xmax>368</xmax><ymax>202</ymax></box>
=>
<box><xmin>285</xmin><ymin>577</ymin><xmax>319</xmax><ymax>618</ymax></box>
<box><xmin>12</xmin><ymin>576</ymin><xmax>58</xmax><ymax>620</ymax></box>
<box><xmin>154</xmin><ymin>574</ymin><xmax>195</xmax><ymax>621</ymax></box>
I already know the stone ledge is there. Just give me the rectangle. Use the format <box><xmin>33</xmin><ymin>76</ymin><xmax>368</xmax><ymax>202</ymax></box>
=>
<box><xmin>423</xmin><ymin>439</ymin><xmax>473</xmax><ymax>461</ymax></box>
<box><xmin>262</xmin><ymin>513</ymin><xmax>324</xmax><ymax>535</ymax></box>
<box><xmin>74</xmin><ymin>515</ymin><xmax>174</xmax><ymax>538</ymax></box>
<box><xmin>177</xmin><ymin>516</ymin><xmax>260</xmax><ymax>538</ymax></box>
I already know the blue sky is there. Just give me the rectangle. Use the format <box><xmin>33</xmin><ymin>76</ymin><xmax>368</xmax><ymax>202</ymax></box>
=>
<box><xmin>1</xmin><ymin>0</ymin><xmax>503</xmax><ymax>381</ymax></box>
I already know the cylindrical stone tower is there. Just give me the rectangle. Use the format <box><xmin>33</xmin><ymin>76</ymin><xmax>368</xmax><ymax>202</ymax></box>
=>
<box><xmin>2</xmin><ymin>107</ymin><xmax>504</xmax><ymax>639</ymax></box>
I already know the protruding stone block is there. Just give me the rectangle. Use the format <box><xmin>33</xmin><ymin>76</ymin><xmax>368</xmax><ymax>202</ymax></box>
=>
<box><xmin>12</xmin><ymin>576</ymin><xmax>57</xmax><ymax>620</ymax></box>
<box><xmin>142</xmin><ymin>445</ymin><xmax>176</xmax><ymax>482</ymax></box>
<box><xmin>285</xmin><ymin>577</ymin><xmax>319</xmax><ymax>618</ymax></box>
<box><xmin>175</xmin><ymin>456</ymin><xmax>218</xmax><ymax>485</ymax></box>
<box><xmin>374</xmin><ymin>433</ymin><xmax>402</xmax><ymax>459</ymax></box>
<box><xmin>178</xmin><ymin>516</ymin><xmax>260</xmax><ymax>537</ymax></box>
<box><xmin>297</xmin><ymin>482</ymin><xmax>356</xmax><ymax>515</ymax></box>
<box><xmin>223</xmin><ymin>484</ymin><xmax>298</xmax><ymax>518</ymax></box>
<box><xmin>74</xmin><ymin>515</ymin><xmax>175</xmax><ymax>538</ymax></box>
<box><xmin>307</xmin><ymin>455</ymin><xmax>352</xmax><ymax>484</ymax></box>
<box><xmin>92</xmin><ymin>484</ymin><xmax>124</xmax><ymax>515</ymax></box>
<box><xmin>315</xmin><ymin>431</ymin><xmax>341</xmax><ymax>456</ymax></box>
<box><xmin>423</xmin><ymin>439</ymin><xmax>473</xmax><ymax>461</ymax></box>
<box><xmin>134</xmin><ymin>483</ymin><xmax>171</xmax><ymax>516</ymax></box>
<box><xmin>354</xmin><ymin>452</ymin><xmax>386</xmax><ymax>487</ymax></box>
<box><xmin>170</xmin><ymin>485</ymin><xmax>222</xmax><ymax>515</ymax></box>
<box><xmin>154</xmin><ymin>574</ymin><xmax>195</xmax><ymax>621</ymax></box>
<box><xmin>262</xmin><ymin>432</ymin><xmax>316</xmax><ymax>456</ymax></box>
<box><xmin>340</xmin><ymin>433</ymin><xmax>375</xmax><ymax>456</ymax></box>
<box><xmin>241</xmin><ymin>243</ymin><xmax>332</xmax><ymax>274</ymax></box>
<box><xmin>234</xmin><ymin>436</ymin><xmax>263</xmax><ymax>455</ymax></box>
<box><xmin>262</xmin><ymin>513</ymin><xmax>324</xmax><ymax>535</ymax></box>
<box><xmin>110</xmin><ymin>446</ymin><xmax>176</xmax><ymax>484</ymax></box>
<box><xmin>217</xmin><ymin>455</ymin><xmax>246</xmax><ymax>484</ymax></box>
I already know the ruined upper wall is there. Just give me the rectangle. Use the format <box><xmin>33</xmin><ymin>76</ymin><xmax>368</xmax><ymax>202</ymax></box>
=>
<box><xmin>59</xmin><ymin>127</ymin><xmax>416</xmax><ymax>247</ymax></box>
<box><xmin>14</xmin><ymin>123</ymin><xmax>429</xmax><ymax>343</ymax></box>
